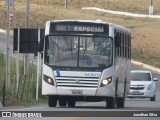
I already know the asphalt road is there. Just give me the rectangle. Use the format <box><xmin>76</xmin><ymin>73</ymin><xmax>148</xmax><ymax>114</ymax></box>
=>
<box><xmin>0</xmin><ymin>95</ymin><xmax>160</xmax><ymax>119</ymax></box>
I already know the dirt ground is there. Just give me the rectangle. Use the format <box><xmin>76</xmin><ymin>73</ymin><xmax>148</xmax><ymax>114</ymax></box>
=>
<box><xmin>132</xmin><ymin>21</ymin><xmax>160</xmax><ymax>54</ymax></box>
<box><xmin>0</xmin><ymin>0</ymin><xmax>160</xmax><ymax>67</ymax></box>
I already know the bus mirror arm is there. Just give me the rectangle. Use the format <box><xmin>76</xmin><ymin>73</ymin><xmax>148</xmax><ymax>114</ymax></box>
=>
<box><xmin>38</xmin><ymin>36</ymin><xmax>44</xmax><ymax>52</ymax></box>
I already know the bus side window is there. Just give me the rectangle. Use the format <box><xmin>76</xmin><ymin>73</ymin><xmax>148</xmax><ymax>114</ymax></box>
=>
<box><xmin>125</xmin><ymin>35</ymin><xmax>128</xmax><ymax>58</ymax></box>
<box><xmin>118</xmin><ymin>33</ymin><xmax>121</xmax><ymax>57</ymax></box>
<box><xmin>129</xmin><ymin>35</ymin><xmax>131</xmax><ymax>59</ymax></box>
<box><xmin>115</xmin><ymin>32</ymin><xmax>121</xmax><ymax>57</ymax></box>
<box><xmin>122</xmin><ymin>34</ymin><xmax>124</xmax><ymax>58</ymax></box>
<box><xmin>115</xmin><ymin>32</ymin><xmax>121</xmax><ymax>47</ymax></box>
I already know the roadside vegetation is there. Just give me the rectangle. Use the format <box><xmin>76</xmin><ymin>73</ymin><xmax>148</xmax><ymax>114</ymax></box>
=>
<box><xmin>0</xmin><ymin>53</ymin><xmax>47</xmax><ymax>106</ymax></box>
<box><xmin>132</xmin><ymin>48</ymin><xmax>160</xmax><ymax>68</ymax></box>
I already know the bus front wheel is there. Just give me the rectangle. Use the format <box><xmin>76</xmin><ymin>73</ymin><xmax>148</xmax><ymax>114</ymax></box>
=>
<box><xmin>48</xmin><ymin>95</ymin><xmax>57</xmax><ymax>107</ymax></box>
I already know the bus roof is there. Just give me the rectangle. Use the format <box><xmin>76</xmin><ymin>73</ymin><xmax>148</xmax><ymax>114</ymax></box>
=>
<box><xmin>46</xmin><ymin>19</ymin><xmax>131</xmax><ymax>34</ymax></box>
<box><xmin>48</xmin><ymin>19</ymin><xmax>108</xmax><ymax>24</ymax></box>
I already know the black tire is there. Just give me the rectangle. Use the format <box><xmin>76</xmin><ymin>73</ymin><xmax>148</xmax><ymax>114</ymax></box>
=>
<box><xmin>59</xmin><ymin>97</ymin><xmax>67</xmax><ymax>106</ymax></box>
<box><xmin>116</xmin><ymin>97</ymin><xmax>125</xmax><ymax>108</ymax></box>
<box><xmin>150</xmin><ymin>95</ymin><xmax>156</xmax><ymax>101</ymax></box>
<box><xmin>68</xmin><ymin>100</ymin><xmax>76</xmax><ymax>107</ymax></box>
<box><xmin>116</xmin><ymin>78</ymin><xmax>126</xmax><ymax>108</ymax></box>
<box><xmin>48</xmin><ymin>95</ymin><xmax>57</xmax><ymax>107</ymax></box>
<box><xmin>106</xmin><ymin>97</ymin><xmax>115</xmax><ymax>109</ymax></box>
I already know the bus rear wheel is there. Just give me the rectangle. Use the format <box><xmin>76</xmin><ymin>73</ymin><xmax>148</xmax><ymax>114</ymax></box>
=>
<box><xmin>68</xmin><ymin>100</ymin><xmax>76</xmax><ymax>107</ymax></box>
<box><xmin>106</xmin><ymin>97</ymin><xmax>115</xmax><ymax>109</ymax></box>
<box><xmin>116</xmin><ymin>97</ymin><xmax>125</xmax><ymax>108</ymax></box>
<box><xmin>48</xmin><ymin>95</ymin><xmax>57</xmax><ymax>107</ymax></box>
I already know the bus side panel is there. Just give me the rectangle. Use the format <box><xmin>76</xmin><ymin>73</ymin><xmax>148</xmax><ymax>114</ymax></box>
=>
<box><xmin>115</xmin><ymin>58</ymin><xmax>128</xmax><ymax>97</ymax></box>
<box><xmin>126</xmin><ymin>59</ymin><xmax>131</xmax><ymax>96</ymax></box>
<box><xmin>113</xmin><ymin>25</ymin><xmax>131</xmax><ymax>98</ymax></box>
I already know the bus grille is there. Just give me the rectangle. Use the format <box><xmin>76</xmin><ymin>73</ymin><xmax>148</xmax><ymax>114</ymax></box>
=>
<box><xmin>55</xmin><ymin>76</ymin><xmax>99</xmax><ymax>88</ymax></box>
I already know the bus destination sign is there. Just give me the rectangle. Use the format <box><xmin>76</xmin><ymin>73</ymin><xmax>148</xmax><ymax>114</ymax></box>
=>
<box><xmin>74</xmin><ymin>26</ymin><xmax>104</xmax><ymax>32</ymax></box>
<box><xmin>55</xmin><ymin>25</ymin><xmax>104</xmax><ymax>33</ymax></box>
<box><xmin>50</xmin><ymin>22</ymin><xmax>108</xmax><ymax>34</ymax></box>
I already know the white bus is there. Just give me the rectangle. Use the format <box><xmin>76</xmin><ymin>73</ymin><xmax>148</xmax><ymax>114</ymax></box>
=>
<box><xmin>42</xmin><ymin>20</ymin><xmax>131</xmax><ymax>108</ymax></box>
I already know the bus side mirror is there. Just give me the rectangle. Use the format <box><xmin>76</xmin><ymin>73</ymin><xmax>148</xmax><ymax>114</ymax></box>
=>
<box><xmin>34</xmin><ymin>52</ymin><xmax>43</xmax><ymax>59</ymax></box>
<box><xmin>38</xmin><ymin>36</ymin><xmax>44</xmax><ymax>52</ymax></box>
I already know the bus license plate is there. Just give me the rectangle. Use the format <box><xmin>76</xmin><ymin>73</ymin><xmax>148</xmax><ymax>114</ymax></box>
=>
<box><xmin>72</xmin><ymin>90</ymin><xmax>83</xmax><ymax>95</ymax></box>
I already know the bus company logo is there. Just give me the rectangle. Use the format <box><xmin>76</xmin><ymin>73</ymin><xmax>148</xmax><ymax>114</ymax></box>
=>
<box><xmin>85</xmin><ymin>73</ymin><xmax>101</xmax><ymax>77</ymax></box>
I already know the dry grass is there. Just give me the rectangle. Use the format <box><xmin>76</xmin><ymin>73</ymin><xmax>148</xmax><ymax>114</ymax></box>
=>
<box><xmin>0</xmin><ymin>0</ymin><xmax>160</xmax><ymax>67</ymax></box>
<box><xmin>14</xmin><ymin>0</ymin><xmax>160</xmax><ymax>14</ymax></box>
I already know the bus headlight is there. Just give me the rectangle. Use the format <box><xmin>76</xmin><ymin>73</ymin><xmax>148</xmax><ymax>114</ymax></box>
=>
<box><xmin>43</xmin><ymin>75</ymin><xmax>54</xmax><ymax>86</ymax></box>
<box><xmin>100</xmin><ymin>77</ymin><xmax>112</xmax><ymax>87</ymax></box>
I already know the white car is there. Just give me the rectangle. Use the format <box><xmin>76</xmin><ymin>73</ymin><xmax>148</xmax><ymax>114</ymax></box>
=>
<box><xmin>128</xmin><ymin>70</ymin><xmax>158</xmax><ymax>101</ymax></box>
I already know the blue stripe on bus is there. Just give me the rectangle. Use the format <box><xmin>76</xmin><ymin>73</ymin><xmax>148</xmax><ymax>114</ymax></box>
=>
<box><xmin>56</xmin><ymin>69</ymin><xmax>60</xmax><ymax>77</ymax></box>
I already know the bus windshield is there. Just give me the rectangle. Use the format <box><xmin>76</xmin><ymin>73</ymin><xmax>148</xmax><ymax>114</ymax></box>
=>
<box><xmin>44</xmin><ymin>35</ymin><xmax>113</xmax><ymax>69</ymax></box>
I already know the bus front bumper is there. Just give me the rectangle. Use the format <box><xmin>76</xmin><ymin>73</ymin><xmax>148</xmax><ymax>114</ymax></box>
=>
<box><xmin>57</xmin><ymin>87</ymin><xmax>114</xmax><ymax>97</ymax></box>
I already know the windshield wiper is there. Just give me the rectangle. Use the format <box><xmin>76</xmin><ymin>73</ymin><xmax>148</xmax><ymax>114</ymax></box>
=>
<box><xmin>86</xmin><ymin>35</ymin><xmax>96</xmax><ymax>50</ymax></box>
<box><xmin>81</xmin><ymin>35</ymin><xmax>95</xmax><ymax>56</ymax></box>
<box><xmin>63</xmin><ymin>36</ymin><xmax>74</xmax><ymax>59</ymax></box>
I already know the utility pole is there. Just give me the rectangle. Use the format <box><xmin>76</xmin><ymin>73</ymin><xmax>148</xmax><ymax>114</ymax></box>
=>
<box><xmin>16</xmin><ymin>28</ymin><xmax>20</xmax><ymax>93</ymax></box>
<box><xmin>12</xmin><ymin>0</ymin><xmax>19</xmax><ymax>94</ymax></box>
<box><xmin>149</xmin><ymin>0</ymin><xmax>154</xmax><ymax>15</ymax></box>
<box><xmin>13</xmin><ymin>0</ymin><xmax>16</xmax><ymax>28</ymax></box>
<box><xmin>65</xmin><ymin>0</ymin><xmax>67</xmax><ymax>9</ymax></box>
<box><xmin>36</xmin><ymin>29</ymin><xmax>41</xmax><ymax>100</ymax></box>
<box><xmin>24</xmin><ymin>0</ymin><xmax>30</xmax><ymax>76</ymax></box>
<box><xmin>6</xmin><ymin>0</ymin><xmax>11</xmax><ymax>87</ymax></box>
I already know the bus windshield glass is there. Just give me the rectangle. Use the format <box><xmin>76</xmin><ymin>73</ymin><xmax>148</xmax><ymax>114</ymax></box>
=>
<box><xmin>45</xmin><ymin>35</ymin><xmax>113</xmax><ymax>69</ymax></box>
